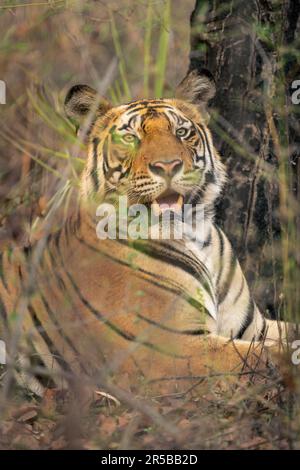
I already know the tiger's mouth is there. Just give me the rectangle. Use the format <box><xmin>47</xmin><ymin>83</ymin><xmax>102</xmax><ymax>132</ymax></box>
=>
<box><xmin>151</xmin><ymin>191</ymin><xmax>184</xmax><ymax>216</ymax></box>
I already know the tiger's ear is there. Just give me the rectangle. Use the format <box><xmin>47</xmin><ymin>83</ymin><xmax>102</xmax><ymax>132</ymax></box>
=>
<box><xmin>64</xmin><ymin>84</ymin><xmax>111</xmax><ymax>129</ymax></box>
<box><xmin>175</xmin><ymin>68</ymin><xmax>216</xmax><ymax>107</ymax></box>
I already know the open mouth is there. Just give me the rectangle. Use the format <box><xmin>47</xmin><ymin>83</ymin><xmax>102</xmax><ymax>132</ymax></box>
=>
<box><xmin>151</xmin><ymin>192</ymin><xmax>184</xmax><ymax>216</ymax></box>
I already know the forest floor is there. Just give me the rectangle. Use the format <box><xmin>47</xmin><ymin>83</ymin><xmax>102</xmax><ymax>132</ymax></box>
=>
<box><xmin>1</xmin><ymin>357</ymin><xmax>299</xmax><ymax>450</ymax></box>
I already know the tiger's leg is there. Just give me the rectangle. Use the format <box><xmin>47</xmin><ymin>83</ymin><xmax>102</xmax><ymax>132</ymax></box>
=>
<box><xmin>99</xmin><ymin>333</ymin><xmax>268</xmax><ymax>397</ymax></box>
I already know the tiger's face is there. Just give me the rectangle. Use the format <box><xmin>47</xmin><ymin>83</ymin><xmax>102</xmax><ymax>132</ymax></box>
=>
<box><xmin>65</xmin><ymin>70</ymin><xmax>226</xmax><ymax>214</ymax></box>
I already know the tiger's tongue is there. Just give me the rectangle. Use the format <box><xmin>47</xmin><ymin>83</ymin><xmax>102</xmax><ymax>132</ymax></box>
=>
<box><xmin>152</xmin><ymin>194</ymin><xmax>183</xmax><ymax>216</ymax></box>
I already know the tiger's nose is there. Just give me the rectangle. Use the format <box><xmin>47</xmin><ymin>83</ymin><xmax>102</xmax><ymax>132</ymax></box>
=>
<box><xmin>149</xmin><ymin>159</ymin><xmax>183</xmax><ymax>177</ymax></box>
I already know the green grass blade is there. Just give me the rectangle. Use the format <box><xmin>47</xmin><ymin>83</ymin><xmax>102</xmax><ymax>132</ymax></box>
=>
<box><xmin>110</xmin><ymin>9</ymin><xmax>131</xmax><ymax>101</ymax></box>
<box><xmin>0</xmin><ymin>129</ymin><xmax>63</xmax><ymax>179</ymax></box>
<box><xmin>154</xmin><ymin>0</ymin><xmax>171</xmax><ymax>98</ymax></box>
<box><xmin>109</xmin><ymin>86</ymin><xmax>118</xmax><ymax>106</ymax></box>
<box><xmin>143</xmin><ymin>1</ymin><xmax>153</xmax><ymax>98</ymax></box>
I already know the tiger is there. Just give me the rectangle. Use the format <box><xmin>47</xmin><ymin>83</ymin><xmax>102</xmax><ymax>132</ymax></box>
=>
<box><xmin>0</xmin><ymin>69</ymin><xmax>297</xmax><ymax>398</ymax></box>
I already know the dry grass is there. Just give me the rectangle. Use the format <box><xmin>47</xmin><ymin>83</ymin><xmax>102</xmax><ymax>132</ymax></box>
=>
<box><xmin>0</xmin><ymin>0</ymin><xmax>299</xmax><ymax>450</ymax></box>
<box><xmin>1</xmin><ymin>353</ymin><xmax>299</xmax><ymax>450</ymax></box>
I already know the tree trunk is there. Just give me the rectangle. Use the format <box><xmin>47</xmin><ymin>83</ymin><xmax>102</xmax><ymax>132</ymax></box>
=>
<box><xmin>189</xmin><ymin>0</ymin><xmax>300</xmax><ymax>319</ymax></box>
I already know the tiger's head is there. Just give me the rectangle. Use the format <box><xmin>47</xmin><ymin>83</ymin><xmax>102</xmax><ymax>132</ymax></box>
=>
<box><xmin>65</xmin><ymin>69</ymin><xmax>226</xmax><ymax>216</ymax></box>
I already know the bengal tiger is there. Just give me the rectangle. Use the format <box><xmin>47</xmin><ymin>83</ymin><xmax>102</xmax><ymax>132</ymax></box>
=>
<box><xmin>0</xmin><ymin>69</ymin><xmax>297</xmax><ymax>397</ymax></box>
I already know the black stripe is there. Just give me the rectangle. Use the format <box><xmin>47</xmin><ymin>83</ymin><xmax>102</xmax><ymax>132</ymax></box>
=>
<box><xmin>75</xmin><ymin>207</ymin><xmax>81</xmax><ymax>233</ymax></box>
<box><xmin>232</xmin><ymin>276</ymin><xmax>245</xmax><ymax>305</ymax></box>
<box><xmin>125</xmin><ymin>99</ymin><xmax>155</xmax><ymax>109</ymax></box>
<box><xmin>218</xmin><ymin>254</ymin><xmax>238</xmax><ymax>304</ymax></box>
<box><xmin>91</xmin><ymin>137</ymin><xmax>100</xmax><ymax>190</ymax></box>
<box><xmin>160</xmin><ymin>241</ymin><xmax>212</xmax><ymax>283</ymax></box>
<box><xmin>195</xmin><ymin>124</ymin><xmax>206</xmax><ymax>153</ymax></box>
<box><xmin>117</xmin><ymin>115</ymin><xmax>139</xmax><ymax>131</ymax></box>
<box><xmin>102</xmin><ymin>137</ymin><xmax>109</xmax><ymax>175</ymax></box>
<box><xmin>203</xmin><ymin>231</ymin><xmax>212</xmax><ymax>248</ymax></box>
<box><xmin>27</xmin><ymin>304</ymin><xmax>72</xmax><ymax>373</ymax></box>
<box><xmin>17</xmin><ymin>265</ymin><xmax>23</xmax><ymax>282</ymax></box>
<box><xmin>125</xmin><ymin>239</ymin><xmax>215</xmax><ymax>309</ymax></box>
<box><xmin>215</xmin><ymin>226</ymin><xmax>225</xmax><ymax>289</ymax></box>
<box><xmin>63</xmin><ymin>218</ymin><xmax>70</xmax><ymax>246</ymax></box>
<box><xmin>136</xmin><ymin>313</ymin><xmax>208</xmax><ymax>335</ymax></box>
<box><xmin>132</xmin><ymin>239</ymin><xmax>211</xmax><ymax>281</ymax></box>
<box><xmin>0</xmin><ymin>296</ymin><xmax>8</xmax><ymax>327</ymax></box>
<box><xmin>204</xmin><ymin>170</ymin><xmax>216</xmax><ymax>184</ymax></box>
<box><xmin>198</xmin><ymin>123</ymin><xmax>215</xmax><ymax>169</ymax></box>
<box><xmin>187</xmin><ymin>177</ymin><xmax>210</xmax><ymax>205</ymax></box>
<box><xmin>39</xmin><ymin>293</ymin><xmax>88</xmax><ymax>375</ymax></box>
<box><xmin>125</xmin><ymin>99</ymin><xmax>168</xmax><ymax>110</ymax></box>
<box><xmin>167</xmin><ymin>110</ymin><xmax>189</xmax><ymax>126</ymax></box>
<box><xmin>235</xmin><ymin>300</ymin><xmax>255</xmax><ymax>339</ymax></box>
<box><xmin>126</xmin><ymin>104</ymin><xmax>175</xmax><ymax>115</ymax></box>
<box><xmin>258</xmin><ymin>316</ymin><xmax>267</xmax><ymax>341</ymax></box>
<box><xmin>187</xmin><ymin>129</ymin><xmax>197</xmax><ymax>139</ymax></box>
<box><xmin>0</xmin><ymin>252</ymin><xmax>9</xmax><ymax>291</ymax></box>
<box><xmin>46</xmin><ymin>241</ymin><xmax>69</xmax><ymax>292</ymax></box>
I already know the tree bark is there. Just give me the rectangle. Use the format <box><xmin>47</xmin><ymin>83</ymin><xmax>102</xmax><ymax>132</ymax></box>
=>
<box><xmin>189</xmin><ymin>0</ymin><xmax>300</xmax><ymax>318</ymax></box>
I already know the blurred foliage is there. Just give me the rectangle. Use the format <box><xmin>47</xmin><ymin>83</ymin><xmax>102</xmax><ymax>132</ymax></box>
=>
<box><xmin>0</xmin><ymin>0</ymin><xmax>193</xmax><ymax>245</ymax></box>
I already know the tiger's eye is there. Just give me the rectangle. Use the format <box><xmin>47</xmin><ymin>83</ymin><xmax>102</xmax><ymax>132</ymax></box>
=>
<box><xmin>176</xmin><ymin>127</ymin><xmax>188</xmax><ymax>138</ymax></box>
<box><xmin>122</xmin><ymin>134</ymin><xmax>136</xmax><ymax>143</ymax></box>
